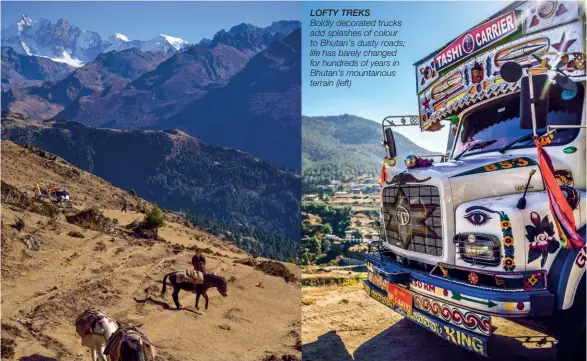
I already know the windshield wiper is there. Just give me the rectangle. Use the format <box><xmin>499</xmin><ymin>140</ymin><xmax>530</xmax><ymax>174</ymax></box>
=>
<box><xmin>498</xmin><ymin>133</ymin><xmax>534</xmax><ymax>154</ymax></box>
<box><xmin>454</xmin><ymin>140</ymin><xmax>497</xmax><ymax>160</ymax></box>
<box><xmin>498</xmin><ymin>130</ymin><xmax>549</xmax><ymax>154</ymax></box>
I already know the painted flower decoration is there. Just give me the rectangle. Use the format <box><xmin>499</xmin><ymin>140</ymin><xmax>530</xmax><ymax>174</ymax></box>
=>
<box><xmin>500</xmin><ymin>213</ymin><xmax>515</xmax><ymax>272</ymax></box>
<box><xmin>531</xmin><ymin>231</ymin><xmax>552</xmax><ymax>250</ymax></box>
<box><xmin>535</xmin><ymin>133</ymin><xmax>554</xmax><ymax>147</ymax></box>
<box><xmin>526</xmin><ymin>212</ymin><xmax>560</xmax><ymax>268</ymax></box>
<box><xmin>468</xmin><ymin>272</ymin><xmax>479</xmax><ymax>285</ymax></box>
<box><xmin>503</xmin><ymin>257</ymin><xmax>515</xmax><ymax>271</ymax></box>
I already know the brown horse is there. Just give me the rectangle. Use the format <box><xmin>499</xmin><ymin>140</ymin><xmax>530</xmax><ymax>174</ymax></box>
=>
<box><xmin>161</xmin><ymin>271</ymin><xmax>228</xmax><ymax>310</ymax></box>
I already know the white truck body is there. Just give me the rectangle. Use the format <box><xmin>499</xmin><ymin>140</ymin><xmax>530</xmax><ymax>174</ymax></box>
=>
<box><xmin>364</xmin><ymin>1</ymin><xmax>586</xmax><ymax>358</ymax></box>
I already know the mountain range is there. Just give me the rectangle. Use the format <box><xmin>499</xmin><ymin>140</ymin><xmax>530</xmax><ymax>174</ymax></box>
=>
<box><xmin>1</xmin><ymin>46</ymin><xmax>74</xmax><ymax>86</ymax></box>
<box><xmin>1</xmin><ymin>110</ymin><xmax>301</xmax><ymax>260</ymax></box>
<box><xmin>302</xmin><ymin>114</ymin><xmax>432</xmax><ymax>186</ymax></box>
<box><xmin>161</xmin><ymin>28</ymin><xmax>301</xmax><ymax>170</ymax></box>
<box><xmin>1</xmin><ymin>15</ymin><xmax>301</xmax><ymax>67</ymax></box>
<box><xmin>1</xmin><ymin>15</ymin><xmax>302</xmax><ymax>259</ymax></box>
<box><xmin>2</xmin><ymin>16</ymin><xmax>301</xmax><ymax>169</ymax></box>
<box><xmin>2</xmin><ymin>47</ymin><xmax>169</xmax><ymax>120</ymax></box>
<box><xmin>1</xmin><ymin>15</ymin><xmax>189</xmax><ymax>66</ymax></box>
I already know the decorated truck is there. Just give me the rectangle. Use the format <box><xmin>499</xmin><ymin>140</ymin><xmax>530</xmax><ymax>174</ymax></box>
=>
<box><xmin>364</xmin><ymin>1</ymin><xmax>586</xmax><ymax>359</ymax></box>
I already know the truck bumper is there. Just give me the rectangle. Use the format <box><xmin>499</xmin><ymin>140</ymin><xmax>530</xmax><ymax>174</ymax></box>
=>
<box><xmin>364</xmin><ymin>254</ymin><xmax>555</xmax><ymax>357</ymax></box>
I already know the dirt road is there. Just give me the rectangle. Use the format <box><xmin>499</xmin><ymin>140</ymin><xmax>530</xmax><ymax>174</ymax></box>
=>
<box><xmin>302</xmin><ymin>281</ymin><xmax>556</xmax><ymax>361</ymax></box>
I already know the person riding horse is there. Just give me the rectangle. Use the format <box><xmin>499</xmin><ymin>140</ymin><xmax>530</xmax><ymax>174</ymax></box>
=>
<box><xmin>188</xmin><ymin>252</ymin><xmax>206</xmax><ymax>286</ymax></box>
<box><xmin>192</xmin><ymin>253</ymin><xmax>206</xmax><ymax>273</ymax></box>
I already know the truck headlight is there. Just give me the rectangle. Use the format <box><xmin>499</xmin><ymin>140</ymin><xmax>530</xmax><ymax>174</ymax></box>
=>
<box><xmin>453</xmin><ymin>233</ymin><xmax>501</xmax><ymax>266</ymax></box>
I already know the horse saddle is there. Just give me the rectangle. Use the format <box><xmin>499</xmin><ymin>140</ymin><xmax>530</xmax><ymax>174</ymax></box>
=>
<box><xmin>181</xmin><ymin>270</ymin><xmax>204</xmax><ymax>285</ymax></box>
<box><xmin>104</xmin><ymin>325</ymin><xmax>156</xmax><ymax>361</ymax></box>
<box><xmin>75</xmin><ymin>309</ymin><xmax>112</xmax><ymax>336</ymax></box>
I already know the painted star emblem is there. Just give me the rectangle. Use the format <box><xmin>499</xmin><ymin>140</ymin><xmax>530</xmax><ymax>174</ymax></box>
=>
<box><xmin>422</xmin><ymin>95</ymin><xmax>431</xmax><ymax>110</ymax></box>
<box><xmin>552</xmin><ymin>32</ymin><xmax>577</xmax><ymax>52</ymax></box>
<box><xmin>383</xmin><ymin>187</ymin><xmax>439</xmax><ymax>250</ymax></box>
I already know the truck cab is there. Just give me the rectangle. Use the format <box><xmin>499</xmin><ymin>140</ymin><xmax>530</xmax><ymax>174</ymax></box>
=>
<box><xmin>364</xmin><ymin>1</ymin><xmax>586</xmax><ymax>359</ymax></box>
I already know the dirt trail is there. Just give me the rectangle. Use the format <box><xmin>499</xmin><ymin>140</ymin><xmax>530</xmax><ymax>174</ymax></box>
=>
<box><xmin>302</xmin><ymin>281</ymin><xmax>556</xmax><ymax>361</ymax></box>
<box><xmin>1</xmin><ymin>141</ymin><xmax>301</xmax><ymax>361</ymax></box>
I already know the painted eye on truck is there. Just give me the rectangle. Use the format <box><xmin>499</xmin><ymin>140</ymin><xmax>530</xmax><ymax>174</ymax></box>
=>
<box><xmin>464</xmin><ymin>211</ymin><xmax>491</xmax><ymax>226</ymax></box>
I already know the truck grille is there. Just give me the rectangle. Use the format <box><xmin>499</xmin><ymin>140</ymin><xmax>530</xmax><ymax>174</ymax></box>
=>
<box><xmin>382</xmin><ymin>185</ymin><xmax>443</xmax><ymax>256</ymax></box>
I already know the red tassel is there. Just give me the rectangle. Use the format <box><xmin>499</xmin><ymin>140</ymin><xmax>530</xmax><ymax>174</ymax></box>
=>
<box><xmin>379</xmin><ymin>158</ymin><xmax>388</xmax><ymax>203</ymax></box>
<box><xmin>534</xmin><ymin>137</ymin><xmax>584</xmax><ymax>249</ymax></box>
<box><xmin>379</xmin><ymin>158</ymin><xmax>388</xmax><ymax>187</ymax></box>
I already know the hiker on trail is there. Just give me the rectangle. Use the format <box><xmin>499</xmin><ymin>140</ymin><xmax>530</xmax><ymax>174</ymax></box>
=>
<box><xmin>192</xmin><ymin>253</ymin><xmax>206</xmax><ymax>274</ymax></box>
<box><xmin>121</xmin><ymin>199</ymin><xmax>127</xmax><ymax>213</ymax></box>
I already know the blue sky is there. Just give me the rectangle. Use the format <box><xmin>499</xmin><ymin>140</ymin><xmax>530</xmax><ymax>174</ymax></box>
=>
<box><xmin>1</xmin><ymin>2</ymin><xmax>301</xmax><ymax>44</ymax></box>
<box><xmin>302</xmin><ymin>1</ymin><xmax>508</xmax><ymax>152</ymax></box>
<box><xmin>2</xmin><ymin>1</ymin><xmax>510</xmax><ymax>153</ymax></box>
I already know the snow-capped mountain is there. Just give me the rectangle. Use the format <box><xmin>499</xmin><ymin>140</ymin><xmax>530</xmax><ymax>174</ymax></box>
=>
<box><xmin>1</xmin><ymin>15</ymin><xmax>33</xmax><ymax>40</ymax></box>
<box><xmin>140</xmin><ymin>34</ymin><xmax>190</xmax><ymax>53</ymax></box>
<box><xmin>113</xmin><ymin>33</ymin><xmax>128</xmax><ymax>42</ymax></box>
<box><xmin>1</xmin><ymin>46</ymin><xmax>74</xmax><ymax>85</ymax></box>
<box><xmin>3</xmin><ymin>17</ymin><xmax>301</xmax><ymax>130</ymax></box>
<box><xmin>1</xmin><ymin>15</ymin><xmax>189</xmax><ymax>66</ymax></box>
<box><xmin>2</xmin><ymin>16</ymin><xmax>103</xmax><ymax>66</ymax></box>
<box><xmin>102</xmin><ymin>33</ymin><xmax>143</xmax><ymax>54</ymax></box>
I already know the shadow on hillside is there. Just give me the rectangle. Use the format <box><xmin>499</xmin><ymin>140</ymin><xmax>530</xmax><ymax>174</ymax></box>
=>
<box><xmin>19</xmin><ymin>355</ymin><xmax>58</xmax><ymax>361</ymax></box>
<box><xmin>303</xmin><ymin>319</ymin><xmax>556</xmax><ymax>361</ymax></box>
<box><xmin>133</xmin><ymin>297</ymin><xmax>201</xmax><ymax>315</ymax></box>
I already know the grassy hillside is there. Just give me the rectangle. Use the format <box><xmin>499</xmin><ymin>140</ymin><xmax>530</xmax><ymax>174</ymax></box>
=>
<box><xmin>1</xmin><ymin>111</ymin><xmax>300</xmax><ymax>261</ymax></box>
<box><xmin>1</xmin><ymin>140</ymin><xmax>300</xmax><ymax>360</ymax></box>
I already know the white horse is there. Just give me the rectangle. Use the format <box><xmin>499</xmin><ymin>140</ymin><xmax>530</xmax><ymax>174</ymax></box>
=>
<box><xmin>75</xmin><ymin>309</ymin><xmax>118</xmax><ymax>361</ymax></box>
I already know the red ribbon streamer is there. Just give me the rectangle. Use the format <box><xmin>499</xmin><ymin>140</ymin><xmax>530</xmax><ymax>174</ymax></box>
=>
<box><xmin>379</xmin><ymin>157</ymin><xmax>388</xmax><ymax>187</ymax></box>
<box><xmin>534</xmin><ymin>135</ymin><xmax>583</xmax><ymax>249</ymax></box>
<box><xmin>379</xmin><ymin>157</ymin><xmax>388</xmax><ymax>202</ymax></box>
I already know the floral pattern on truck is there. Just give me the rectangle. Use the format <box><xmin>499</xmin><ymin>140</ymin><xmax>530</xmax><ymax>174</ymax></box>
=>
<box><xmin>526</xmin><ymin>212</ymin><xmax>560</xmax><ymax>268</ymax></box>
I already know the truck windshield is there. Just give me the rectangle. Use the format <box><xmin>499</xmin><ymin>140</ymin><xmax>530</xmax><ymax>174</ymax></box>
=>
<box><xmin>453</xmin><ymin>81</ymin><xmax>584</xmax><ymax>157</ymax></box>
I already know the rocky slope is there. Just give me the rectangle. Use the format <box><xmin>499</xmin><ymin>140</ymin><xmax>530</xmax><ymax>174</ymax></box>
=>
<box><xmin>2</xmin><ymin>48</ymin><xmax>168</xmax><ymax>120</ymax></box>
<box><xmin>1</xmin><ymin>47</ymin><xmax>74</xmax><ymax>85</ymax></box>
<box><xmin>0</xmin><ymin>140</ymin><xmax>301</xmax><ymax>361</ymax></box>
<box><xmin>54</xmin><ymin>21</ymin><xmax>301</xmax><ymax>130</ymax></box>
<box><xmin>161</xmin><ymin>28</ymin><xmax>302</xmax><ymax>171</ymax></box>
<box><xmin>1</xmin><ymin>111</ymin><xmax>301</xmax><ymax>261</ymax></box>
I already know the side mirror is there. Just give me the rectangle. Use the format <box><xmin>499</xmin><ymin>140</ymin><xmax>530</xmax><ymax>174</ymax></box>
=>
<box><xmin>520</xmin><ymin>74</ymin><xmax>549</xmax><ymax>130</ymax></box>
<box><xmin>554</xmin><ymin>74</ymin><xmax>578</xmax><ymax>100</ymax></box>
<box><xmin>500</xmin><ymin>62</ymin><xmax>523</xmax><ymax>83</ymax></box>
<box><xmin>384</xmin><ymin>128</ymin><xmax>397</xmax><ymax>159</ymax></box>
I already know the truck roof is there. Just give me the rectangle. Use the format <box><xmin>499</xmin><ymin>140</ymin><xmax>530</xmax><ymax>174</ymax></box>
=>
<box><xmin>415</xmin><ymin>0</ymin><xmax>585</xmax><ymax>131</ymax></box>
<box><xmin>413</xmin><ymin>1</ymin><xmax>521</xmax><ymax>67</ymax></box>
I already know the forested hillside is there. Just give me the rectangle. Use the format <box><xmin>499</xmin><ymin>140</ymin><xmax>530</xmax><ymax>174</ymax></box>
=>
<box><xmin>302</xmin><ymin>114</ymin><xmax>432</xmax><ymax>187</ymax></box>
<box><xmin>1</xmin><ymin>111</ymin><xmax>300</xmax><ymax>260</ymax></box>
